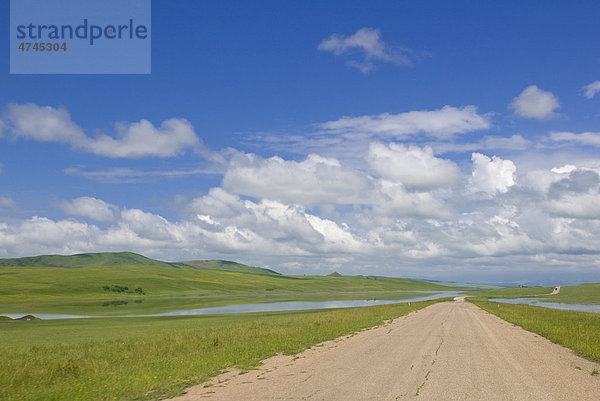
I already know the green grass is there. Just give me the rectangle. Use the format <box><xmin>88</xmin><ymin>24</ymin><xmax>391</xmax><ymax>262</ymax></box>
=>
<box><xmin>542</xmin><ymin>283</ymin><xmax>600</xmax><ymax>304</ymax></box>
<box><xmin>469</xmin><ymin>283</ymin><xmax>600</xmax><ymax>304</ymax></box>
<box><xmin>0</xmin><ymin>299</ymin><xmax>443</xmax><ymax>401</ymax></box>
<box><xmin>470</xmin><ymin>299</ymin><xmax>600</xmax><ymax>363</ymax></box>
<box><xmin>0</xmin><ymin>263</ymin><xmax>452</xmax><ymax>316</ymax></box>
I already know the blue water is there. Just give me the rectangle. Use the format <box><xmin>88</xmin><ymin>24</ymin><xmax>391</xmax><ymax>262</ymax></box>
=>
<box><xmin>489</xmin><ymin>298</ymin><xmax>600</xmax><ymax>313</ymax></box>
<box><xmin>2</xmin><ymin>291</ymin><xmax>461</xmax><ymax>320</ymax></box>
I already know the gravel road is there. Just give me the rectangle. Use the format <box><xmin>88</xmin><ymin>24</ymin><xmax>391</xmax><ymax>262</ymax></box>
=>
<box><xmin>168</xmin><ymin>298</ymin><xmax>600</xmax><ymax>400</ymax></box>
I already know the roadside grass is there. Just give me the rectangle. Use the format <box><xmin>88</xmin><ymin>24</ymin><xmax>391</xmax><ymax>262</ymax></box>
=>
<box><xmin>0</xmin><ymin>299</ymin><xmax>443</xmax><ymax>401</ymax></box>
<box><xmin>469</xmin><ymin>283</ymin><xmax>600</xmax><ymax>305</ymax></box>
<box><xmin>542</xmin><ymin>283</ymin><xmax>600</xmax><ymax>304</ymax></box>
<box><xmin>0</xmin><ymin>264</ymin><xmax>452</xmax><ymax>316</ymax></box>
<box><xmin>470</xmin><ymin>299</ymin><xmax>600</xmax><ymax>363</ymax></box>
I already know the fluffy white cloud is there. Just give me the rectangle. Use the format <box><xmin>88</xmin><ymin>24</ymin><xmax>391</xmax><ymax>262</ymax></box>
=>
<box><xmin>318</xmin><ymin>27</ymin><xmax>411</xmax><ymax>73</ymax></box>
<box><xmin>3</xmin><ymin>103</ymin><xmax>204</xmax><ymax>158</ymax></box>
<box><xmin>367</xmin><ymin>143</ymin><xmax>461</xmax><ymax>190</ymax></box>
<box><xmin>320</xmin><ymin>105</ymin><xmax>490</xmax><ymax>139</ymax></box>
<box><xmin>6</xmin><ymin>103</ymin><xmax>88</xmax><ymax>144</ymax></box>
<box><xmin>188</xmin><ymin>188</ymin><xmax>365</xmax><ymax>254</ymax></box>
<box><xmin>509</xmin><ymin>85</ymin><xmax>559</xmax><ymax>120</ymax></box>
<box><xmin>470</xmin><ymin>153</ymin><xmax>516</xmax><ymax>194</ymax></box>
<box><xmin>582</xmin><ymin>81</ymin><xmax>600</xmax><ymax>99</ymax></box>
<box><xmin>88</xmin><ymin>119</ymin><xmax>201</xmax><ymax>158</ymax></box>
<box><xmin>60</xmin><ymin>197</ymin><xmax>118</xmax><ymax>222</ymax></box>
<box><xmin>550</xmin><ymin>131</ymin><xmax>600</xmax><ymax>147</ymax></box>
<box><xmin>373</xmin><ymin>180</ymin><xmax>454</xmax><ymax>219</ymax></box>
<box><xmin>223</xmin><ymin>153</ymin><xmax>373</xmax><ymax>205</ymax></box>
<box><xmin>547</xmin><ymin>194</ymin><xmax>600</xmax><ymax>219</ymax></box>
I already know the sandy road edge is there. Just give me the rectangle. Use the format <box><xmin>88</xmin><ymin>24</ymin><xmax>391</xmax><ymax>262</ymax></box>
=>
<box><xmin>165</xmin><ymin>306</ymin><xmax>429</xmax><ymax>400</ymax></box>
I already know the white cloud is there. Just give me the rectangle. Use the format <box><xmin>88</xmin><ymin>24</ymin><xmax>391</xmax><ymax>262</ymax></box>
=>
<box><xmin>373</xmin><ymin>181</ymin><xmax>454</xmax><ymax>219</ymax></box>
<box><xmin>582</xmin><ymin>81</ymin><xmax>600</xmax><ymax>99</ymax></box>
<box><xmin>318</xmin><ymin>27</ymin><xmax>412</xmax><ymax>73</ymax></box>
<box><xmin>3</xmin><ymin>103</ymin><xmax>205</xmax><ymax>158</ymax></box>
<box><xmin>64</xmin><ymin>166</ymin><xmax>221</xmax><ymax>184</ymax></box>
<box><xmin>87</xmin><ymin>119</ymin><xmax>201</xmax><ymax>158</ymax></box>
<box><xmin>470</xmin><ymin>153</ymin><xmax>516</xmax><ymax>195</ymax></box>
<box><xmin>550</xmin><ymin>131</ymin><xmax>600</xmax><ymax>147</ymax></box>
<box><xmin>6</xmin><ymin>103</ymin><xmax>88</xmax><ymax>144</ymax></box>
<box><xmin>430</xmin><ymin>134</ymin><xmax>530</xmax><ymax>154</ymax></box>
<box><xmin>509</xmin><ymin>85</ymin><xmax>559</xmax><ymax>120</ymax></box>
<box><xmin>547</xmin><ymin>194</ymin><xmax>600</xmax><ymax>219</ymax></box>
<box><xmin>222</xmin><ymin>152</ymin><xmax>373</xmax><ymax>205</ymax></box>
<box><xmin>0</xmin><ymin>196</ymin><xmax>16</xmax><ymax>209</ymax></box>
<box><xmin>60</xmin><ymin>197</ymin><xmax>118</xmax><ymax>222</ymax></box>
<box><xmin>367</xmin><ymin>143</ymin><xmax>461</xmax><ymax>190</ymax></box>
<box><xmin>319</xmin><ymin>105</ymin><xmax>490</xmax><ymax>139</ymax></box>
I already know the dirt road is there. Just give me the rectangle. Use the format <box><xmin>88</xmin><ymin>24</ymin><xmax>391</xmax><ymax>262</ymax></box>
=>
<box><xmin>169</xmin><ymin>298</ymin><xmax>600</xmax><ymax>401</ymax></box>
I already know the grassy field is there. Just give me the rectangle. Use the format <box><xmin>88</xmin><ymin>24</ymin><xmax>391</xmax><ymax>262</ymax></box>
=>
<box><xmin>0</xmin><ymin>254</ymin><xmax>452</xmax><ymax>316</ymax></box>
<box><xmin>470</xmin><ymin>299</ymin><xmax>600</xmax><ymax>364</ymax></box>
<box><xmin>469</xmin><ymin>283</ymin><xmax>600</xmax><ymax>304</ymax></box>
<box><xmin>0</xmin><ymin>299</ymin><xmax>444</xmax><ymax>401</ymax></box>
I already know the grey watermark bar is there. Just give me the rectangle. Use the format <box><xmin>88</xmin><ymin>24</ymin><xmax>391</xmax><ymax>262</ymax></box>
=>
<box><xmin>10</xmin><ymin>0</ymin><xmax>151</xmax><ymax>74</ymax></box>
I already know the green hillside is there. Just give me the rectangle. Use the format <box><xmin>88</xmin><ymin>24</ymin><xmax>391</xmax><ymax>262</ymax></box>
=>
<box><xmin>177</xmin><ymin>260</ymin><xmax>280</xmax><ymax>275</ymax></box>
<box><xmin>0</xmin><ymin>252</ymin><xmax>173</xmax><ymax>268</ymax></box>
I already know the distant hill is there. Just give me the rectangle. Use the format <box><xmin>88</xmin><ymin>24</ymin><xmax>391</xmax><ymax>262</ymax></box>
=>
<box><xmin>0</xmin><ymin>252</ymin><xmax>173</xmax><ymax>268</ymax></box>
<box><xmin>328</xmin><ymin>272</ymin><xmax>343</xmax><ymax>277</ymax></box>
<box><xmin>177</xmin><ymin>260</ymin><xmax>280</xmax><ymax>275</ymax></box>
<box><xmin>0</xmin><ymin>252</ymin><xmax>280</xmax><ymax>275</ymax></box>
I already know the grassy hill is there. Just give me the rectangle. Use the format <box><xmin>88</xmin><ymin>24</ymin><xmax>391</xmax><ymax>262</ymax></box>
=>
<box><xmin>177</xmin><ymin>260</ymin><xmax>280</xmax><ymax>275</ymax></box>
<box><xmin>0</xmin><ymin>252</ymin><xmax>173</xmax><ymax>268</ymax></box>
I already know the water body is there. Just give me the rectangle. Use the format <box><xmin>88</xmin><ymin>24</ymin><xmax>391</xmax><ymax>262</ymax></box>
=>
<box><xmin>489</xmin><ymin>298</ymin><xmax>600</xmax><ymax>313</ymax></box>
<box><xmin>151</xmin><ymin>291</ymin><xmax>463</xmax><ymax>317</ymax></box>
<box><xmin>2</xmin><ymin>291</ymin><xmax>461</xmax><ymax>320</ymax></box>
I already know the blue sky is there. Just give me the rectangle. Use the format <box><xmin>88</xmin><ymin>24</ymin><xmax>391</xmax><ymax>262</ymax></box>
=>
<box><xmin>1</xmin><ymin>1</ymin><xmax>600</xmax><ymax>285</ymax></box>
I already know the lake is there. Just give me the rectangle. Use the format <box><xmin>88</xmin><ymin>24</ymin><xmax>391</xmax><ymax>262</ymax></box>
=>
<box><xmin>2</xmin><ymin>291</ymin><xmax>461</xmax><ymax>320</ymax></box>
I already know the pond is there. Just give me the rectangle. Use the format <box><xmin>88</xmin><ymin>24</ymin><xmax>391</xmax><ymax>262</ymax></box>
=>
<box><xmin>489</xmin><ymin>298</ymin><xmax>600</xmax><ymax>313</ymax></box>
<box><xmin>2</xmin><ymin>291</ymin><xmax>462</xmax><ymax>320</ymax></box>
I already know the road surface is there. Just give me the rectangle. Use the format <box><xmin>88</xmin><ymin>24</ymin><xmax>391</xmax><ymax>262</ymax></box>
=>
<box><xmin>168</xmin><ymin>298</ymin><xmax>600</xmax><ymax>400</ymax></box>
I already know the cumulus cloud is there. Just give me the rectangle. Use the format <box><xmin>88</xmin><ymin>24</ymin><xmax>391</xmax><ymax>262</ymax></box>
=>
<box><xmin>223</xmin><ymin>152</ymin><xmax>373</xmax><ymax>205</ymax></box>
<box><xmin>367</xmin><ymin>143</ymin><xmax>461</xmax><ymax>190</ymax></box>
<box><xmin>320</xmin><ymin>105</ymin><xmax>490</xmax><ymax>140</ymax></box>
<box><xmin>546</xmin><ymin>194</ymin><xmax>600</xmax><ymax>219</ymax></box>
<box><xmin>582</xmin><ymin>81</ymin><xmax>600</xmax><ymax>99</ymax></box>
<box><xmin>550</xmin><ymin>131</ymin><xmax>600</xmax><ymax>147</ymax></box>
<box><xmin>373</xmin><ymin>181</ymin><xmax>454</xmax><ymax>219</ymax></box>
<box><xmin>318</xmin><ymin>27</ymin><xmax>412</xmax><ymax>73</ymax></box>
<box><xmin>60</xmin><ymin>197</ymin><xmax>118</xmax><ymax>222</ymax></box>
<box><xmin>470</xmin><ymin>153</ymin><xmax>516</xmax><ymax>195</ymax></box>
<box><xmin>3</xmin><ymin>103</ymin><xmax>206</xmax><ymax>158</ymax></box>
<box><xmin>509</xmin><ymin>85</ymin><xmax>559</xmax><ymax>120</ymax></box>
<box><xmin>88</xmin><ymin>119</ymin><xmax>202</xmax><ymax>158</ymax></box>
<box><xmin>6</xmin><ymin>103</ymin><xmax>88</xmax><ymax>144</ymax></box>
